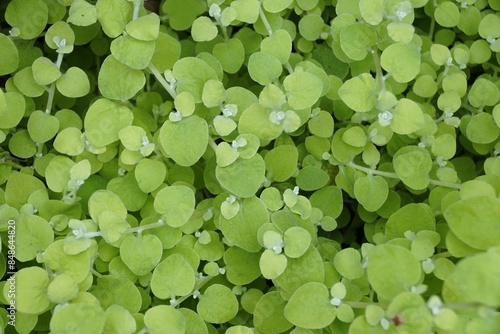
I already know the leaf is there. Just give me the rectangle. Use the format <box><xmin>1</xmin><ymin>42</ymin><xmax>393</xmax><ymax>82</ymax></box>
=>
<box><xmin>98</xmin><ymin>55</ymin><xmax>145</xmax><ymax>100</ymax></box>
<box><xmin>197</xmin><ymin>284</ymin><xmax>239</xmax><ymax>324</ymax></box>
<box><xmin>283</xmin><ymin>226</ymin><xmax>312</xmax><ymax>258</ymax></box>
<box><xmin>135</xmin><ymin>158</ymin><xmax>166</xmax><ymax>193</ymax></box>
<box><xmin>212</xmin><ymin>38</ymin><xmax>245</xmax><ymax>74</ymax></box>
<box><xmin>32</xmin><ymin>57</ymin><xmax>61</xmax><ymax>86</ymax></box>
<box><xmin>27</xmin><ymin>110</ymin><xmax>60</xmax><ymax>143</ymax></box>
<box><xmin>299</xmin><ymin>14</ymin><xmax>325</xmax><ymax>41</ymax></box>
<box><xmin>154</xmin><ymin>185</ymin><xmax>195</xmax><ymax>227</ymax></box>
<box><xmin>231</xmin><ymin>0</ymin><xmax>260</xmax><ymax>23</ymax></box>
<box><xmin>216</xmin><ymin>154</ymin><xmax>265</xmax><ymax>198</ymax></box>
<box><xmin>359</xmin><ymin>0</ymin><xmax>385</xmax><ymax>25</ymax></box>
<box><xmin>296</xmin><ymin>166</ymin><xmax>330</xmax><ymax>191</ymax></box>
<box><xmin>67</xmin><ymin>0</ymin><xmax>97</xmax><ymax>26</ymax></box>
<box><xmin>284</xmin><ymin>282</ymin><xmax>336</xmax><ymax>329</ymax></box>
<box><xmin>354</xmin><ymin>175</ymin><xmax>389</xmax><ymax>212</ymax></box>
<box><xmin>338</xmin><ymin>73</ymin><xmax>377</xmax><ymax>112</ymax></box>
<box><xmin>260</xmin><ymin>249</ymin><xmax>288</xmax><ymax>279</ymax></box>
<box><xmin>50</xmin><ymin>303</ymin><xmax>105</xmax><ymax>334</ymax></box>
<box><xmin>12</xmin><ymin>267</ymin><xmax>50</xmax><ymax>315</ymax></box>
<box><xmin>385</xmin><ymin>203</ymin><xmax>435</xmax><ymax>239</ymax></box>
<box><xmin>5</xmin><ymin>0</ymin><xmax>48</xmax><ymax>40</ymax></box>
<box><xmin>191</xmin><ymin>16</ymin><xmax>218</xmax><ymax>42</ymax></box>
<box><xmin>264</xmin><ymin>145</ymin><xmax>298</xmax><ymax>182</ymax></box>
<box><xmin>253</xmin><ymin>292</ymin><xmax>293</xmax><ymax>333</ymax></box>
<box><xmin>390</xmin><ymin>98</ymin><xmax>425</xmax><ymax>135</ymax></box>
<box><xmin>284</xmin><ymin>72</ymin><xmax>323</xmax><ymax>110</ymax></box>
<box><xmin>96</xmin><ymin>0</ymin><xmax>132</xmax><ymax>38</ymax></box>
<box><xmin>125</xmin><ymin>13</ymin><xmax>160</xmax><ymax>41</ymax></box>
<box><xmin>443</xmin><ymin>250</ymin><xmax>500</xmax><ymax>307</ymax></box>
<box><xmin>150</xmin><ymin>32</ymin><xmax>182</xmax><ymax>72</ymax></box>
<box><xmin>0</xmin><ymin>92</ymin><xmax>25</xmax><ymax>129</ymax></box>
<box><xmin>393</xmin><ymin>147</ymin><xmax>433</xmax><ymax>190</ymax></box>
<box><xmin>444</xmin><ymin>196</ymin><xmax>500</xmax><ymax>250</ymax></box>
<box><xmin>110</xmin><ymin>35</ymin><xmax>155</xmax><ymax>70</ymax></box>
<box><xmin>159</xmin><ymin>115</ymin><xmax>208</xmax><ymax>166</ymax></box>
<box><xmin>151</xmin><ymin>254</ymin><xmax>196</xmax><ymax>299</ymax></box>
<box><xmin>340</xmin><ymin>23</ymin><xmax>377</xmax><ymax>61</ymax></box>
<box><xmin>219</xmin><ymin>196</ymin><xmax>268</xmax><ymax>252</ymax></box>
<box><xmin>380</xmin><ymin>43</ymin><xmax>420</xmax><ymax>83</ymax></box>
<box><xmin>223</xmin><ymin>247</ymin><xmax>261</xmax><ymax>285</ymax></box>
<box><xmin>366</xmin><ymin>244</ymin><xmax>422</xmax><ymax>299</ymax></box>
<box><xmin>84</xmin><ymin>98</ymin><xmax>134</xmax><ymax>147</ymax></box>
<box><xmin>248</xmin><ymin>52</ymin><xmax>283</xmax><ymax>85</ymax></box>
<box><xmin>120</xmin><ymin>234</ymin><xmax>163</xmax><ymax>276</ymax></box>
<box><xmin>173</xmin><ymin>57</ymin><xmax>218</xmax><ymax>102</ymax></box>
<box><xmin>0</xmin><ymin>33</ymin><xmax>19</xmax><ymax>75</ymax></box>
<box><xmin>260</xmin><ymin>29</ymin><xmax>292</xmax><ymax>64</ymax></box>
<box><xmin>57</xmin><ymin>66</ymin><xmax>90</xmax><ymax>98</ymax></box>
<box><xmin>144</xmin><ymin>305</ymin><xmax>186</xmax><ymax>334</ymax></box>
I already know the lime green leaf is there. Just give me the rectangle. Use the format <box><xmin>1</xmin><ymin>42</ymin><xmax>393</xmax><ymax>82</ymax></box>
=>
<box><xmin>126</xmin><ymin>13</ymin><xmax>160</xmax><ymax>41</ymax></box>
<box><xmin>263</xmin><ymin>0</ymin><xmax>293</xmax><ymax>13</ymax></box>
<box><xmin>260</xmin><ymin>29</ymin><xmax>292</xmax><ymax>64</ymax></box>
<box><xmin>191</xmin><ymin>16</ymin><xmax>218</xmax><ymax>42</ymax></box>
<box><xmin>0</xmin><ymin>33</ymin><xmax>19</xmax><ymax>75</ymax></box>
<box><xmin>173</xmin><ymin>57</ymin><xmax>218</xmax><ymax>102</ymax></box>
<box><xmin>68</xmin><ymin>0</ymin><xmax>98</xmax><ymax>26</ymax></box>
<box><xmin>284</xmin><ymin>71</ymin><xmax>323</xmax><ymax>110</ymax></box>
<box><xmin>103</xmin><ymin>304</ymin><xmax>136</xmax><ymax>334</ymax></box>
<box><xmin>380</xmin><ymin>43</ymin><xmax>420</xmax><ymax>83</ymax></box>
<box><xmin>219</xmin><ymin>196</ymin><xmax>268</xmax><ymax>252</ymax></box>
<box><xmin>154</xmin><ymin>185</ymin><xmax>195</xmax><ymax>228</ymax></box>
<box><xmin>444</xmin><ymin>251</ymin><xmax>500</xmax><ymax>307</ymax></box>
<box><xmin>92</xmin><ymin>275</ymin><xmax>142</xmax><ymax>313</ymax></box>
<box><xmin>444</xmin><ymin>196</ymin><xmax>500</xmax><ymax>250</ymax></box>
<box><xmin>354</xmin><ymin>175</ymin><xmax>389</xmax><ymax>212</ymax></box>
<box><xmin>309</xmin><ymin>110</ymin><xmax>334</xmax><ymax>138</ymax></box>
<box><xmin>468</xmin><ymin>78</ymin><xmax>500</xmax><ymax>108</ymax></box>
<box><xmin>391</xmin><ymin>98</ymin><xmax>425</xmax><ymax>135</ymax></box>
<box><xmin>359</xmin><ymin>0</ymin><xmax>385</xmax><ymax>25</ymax></box>
<box><xmin>47</xmin><ymin>273</ymin><xmax>78</xmax><ymax>304</ymax></box>
<box><xmin>98</xmin><ymin>55</ymin><xmax>145</xmax><ymax>100</ymax></box>
<box><xmin>466</xmin><ymin>113</ymin><xmax>500</xmax><ymax>144</ymax></box>
<box><xmin>12</xmin><ymin>266</ymin><xmax>50</xmax><ymax>314</ymax></box>
<box><xmin>340</xmin><ymin>23</ymin><xmax>377</xmax><ymax>61</ymax></box>
<box><xmin>213</xmin><ymin>38</ymin><xmax>245</xmax><ymax>74</ymax></box>
<box><xmin>151</xmin><ymin>253</ymin><xmax>196</xmax><ymax>299</ymax></box>
<box><xmin>264</xmin><ymin>145</ymin><xmax>298</xmax><ymax>182</ymax></box>
<box><xmin>27</xmin><ymin>110</ymin><xmax>60</xmax><ymax>143</ymax></box>
<box><xmin>32</xmin><ymin>57</ymin><xmax>61</xmax><ymax>86</ymax></box>
<box><xmin>284</xmin><ymin>226</ymin><xmax>312</xmax><ymax>258</ymax></box>
<box><xmin>151</xmin><ymin>32</ymin><xmax>182</xmax><ymax>72</ymax></box>
<box><xmin>434</xmin><ymin>2</ymin><xmax>460</xmax><ymax>28</ymax></box>
<box><xmin>366</xmin><ymin>244</ymin><xmax>422</xmax><ymax>299</ymax></box>
<box><xmin>248</xmin><ymin>52</ymin><xmax>283</xmax><ymax>85</ymax></box>
<box><xmin>50</xmin><ymin>303</ymin><xmax>105</xmax><ymax>334</ymax></box>
<box><xmin>159</xmin><ymin>115</ymin><xmax>208</xmax><ymax>166</ymax></box>
<box><xmin>334</xmin><ymin>248</ymin><xmax>364</xmax><ymax>280</ymax></box>
<box><xmin>216</xmin><ymin>154</ymin><xmax>265</xmax><ymax>198</ymax></box>
<box><xmin>202</xmin><ymin>79</ymin><xmax>225</xmax><ymax>108</ymax></box>
<box><xmin>342</xmin><ymin>126</ymin><xmax>366</xmax><ymax>147</ymax></box>
<box><xmin>13</xmin><ymin>67</ymin><xmax>45</xmax><ymax>97</ymax></box>
<box><xmin>296</xmin><ymin>166</ymin><xmax>330</xmax><ymax>191</ymax></box>
<box><xmin>5</xmin><ymin>0</ymin><xmax>48</xmax><ymax>40</ymax></box>
<box><xmin>385</xmin><ymin>203</ymin><xmax>435</xmax><ymax>239</ymax></box>
<box><xmin>197</xmin><ymin>284</ymin><xmax>239</xmax><ymax>324</ymax></box>
<box><xmin>393</xmin><ymin>147</ymin><xmax>433</xmax><ymax>190</ymax></box>
<box><xmin>120</xmin><ymin>234</ymin><xmax>163</xmax><ymax>276</ymax></box>
<box><xmin>299</xmin><ymin>14</ymin><xmax>325</xmax><ymax>42</ymax></box>
<box><xmin>253</xmin><ymin>292</ymin><xmax>293</xmax><ymax>333</ymax></box>
<box><xmin>231</xmin><ymin>0</ymin><xmax>259</xmax><ymax>23</ymax></box>
<box><xmin>0</xmin><ymin>92</ymin><xmax>24</xmax><ymax>129</ymax></box>
<box><xmin>338</xmin><ymin>73</ymin><xmax>376</xmax><ymax>112</ymax></box>
<box><xmin>84</xmin><ymin>98</ymin><xmax>133</xmax><ymax>147</ymax></box>
<box><xmin>162</xmin><ymin>0</ymin><xmax>206</xmax><ymax>31</ymax></box>
<box><xmin>144</xmin><ymin>305</ymin><xmax>186</xmax><ymax>334</ymax></box>
<box><xmin>284</xmin><ymin>282</ymin><xmax>336</xmax><ymax>329</ymax></box>
<box><xmin>53</xmin><ymin>127</ymin><xmax>85</xmax><ymax>156</ymax></box>
<box><xmin>224</xmin><ymin>247</ymin><xmax>261</xmax><ymax>285</ymax></box>
<box><xmin>110</xmin><ymin>35</ymin><xmax>155</xmax><ymax>70</ymax></box>
<box><xmin>57</xmin><ymin>66</ymin><xmax>90</xmax><ymax>98</ymax></box>
<box><xmin>96</xmin><ymin>0</ymin><xmax>132</xmax><ymax>38</ymax></box>
<box><xmin>16</xmin><ymin>214</ymin><xmax>54</xmax><ymax>262</ymax></box>
<box><xmin>387</xmin><ymin>22</ymin><xmax>415</xmax><ymax>43</ymax></box>
<box><xmin>135</xmin><ymin>158</ymin><xmax>166</xmax><ymax>193</ymax></box>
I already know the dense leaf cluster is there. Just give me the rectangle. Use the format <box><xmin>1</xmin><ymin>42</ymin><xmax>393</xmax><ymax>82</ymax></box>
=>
<box><xmin>0</xmin><ymin>0</ymin><xmax>500</xmax><ymax>333</ymax></box>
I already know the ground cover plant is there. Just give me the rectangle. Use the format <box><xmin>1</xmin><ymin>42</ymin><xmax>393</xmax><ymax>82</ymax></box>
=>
<box><xmin>0</xmin><ymin>0</ymin><xmax>499</xmax><ymax>332</ymax></box>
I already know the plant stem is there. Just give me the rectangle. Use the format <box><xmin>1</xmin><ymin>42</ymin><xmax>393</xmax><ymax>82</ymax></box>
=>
<box><xmin>148</xmin><ymin>63</ymin><xmax>177</xmax><ymax>98</ymax></box>
<box><xmin>208</xmin><ymin>136</ymin><xmax>218</xmax><ymax>151</ymax></box>
<box><xmin>45</xmin><ymin>52</ymin><xmax>64</xmax><ymax>114</ymax></box>
<box><xmin>371</xmin><ymin>48</ymin><xmax>385</xmax><ymax>93</ymax></box>
<box><xmin>258</xmin><ymin>3</ymin><xmax>273</xmax><ymax>36</ymax></box>
<box><xmin>123</xmin><ymin>219</ymin><xmax>165</xmax><ymax>234</ymax></box>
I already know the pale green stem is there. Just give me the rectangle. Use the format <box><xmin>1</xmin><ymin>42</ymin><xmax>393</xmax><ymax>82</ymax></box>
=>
<box><xmin>258</xmin><ymin>3</ymin><xmax>273</xmax><ymax>36</ymax></box>
<box><xmin>208</xmin><ymin>136</ymin><xmax>218</xmax><ymax>151</ymax></box>
<box><xmin>148</xmin><ymin>63</ymin><xmax>177</xmax><ymax>98</ymax></box>
<box><xmin>123</xmin><ymin>219</ymin><xmax>165</xmax><ymax>234</ymax></box>
<box><xmin>132</xmin><ymin>0</ymin><xmax>142</xmax><ymax>21</ymax></box>
<box><xmin>346</xmin><ymin>161</ymin><xmax>461</xmax><ymax>190</ymax></box>
<box><xmin>284</xmin><ymin>61</ymin><xmax>294</xmax><ymax>74</ymax></box>
<box><xmin>371</xmin><ymin>48</ymin><xmax>385</xmax><ymax>93</ymax></box>
<box><xmin>45</xmin><ymin>52</ymin><xmax>64</xmax><ymax>114</ymax></box>
<box><xmin>174</xmin><ymin>275</ymin><xmax>213</xmax><ymax>306</ymax></box>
